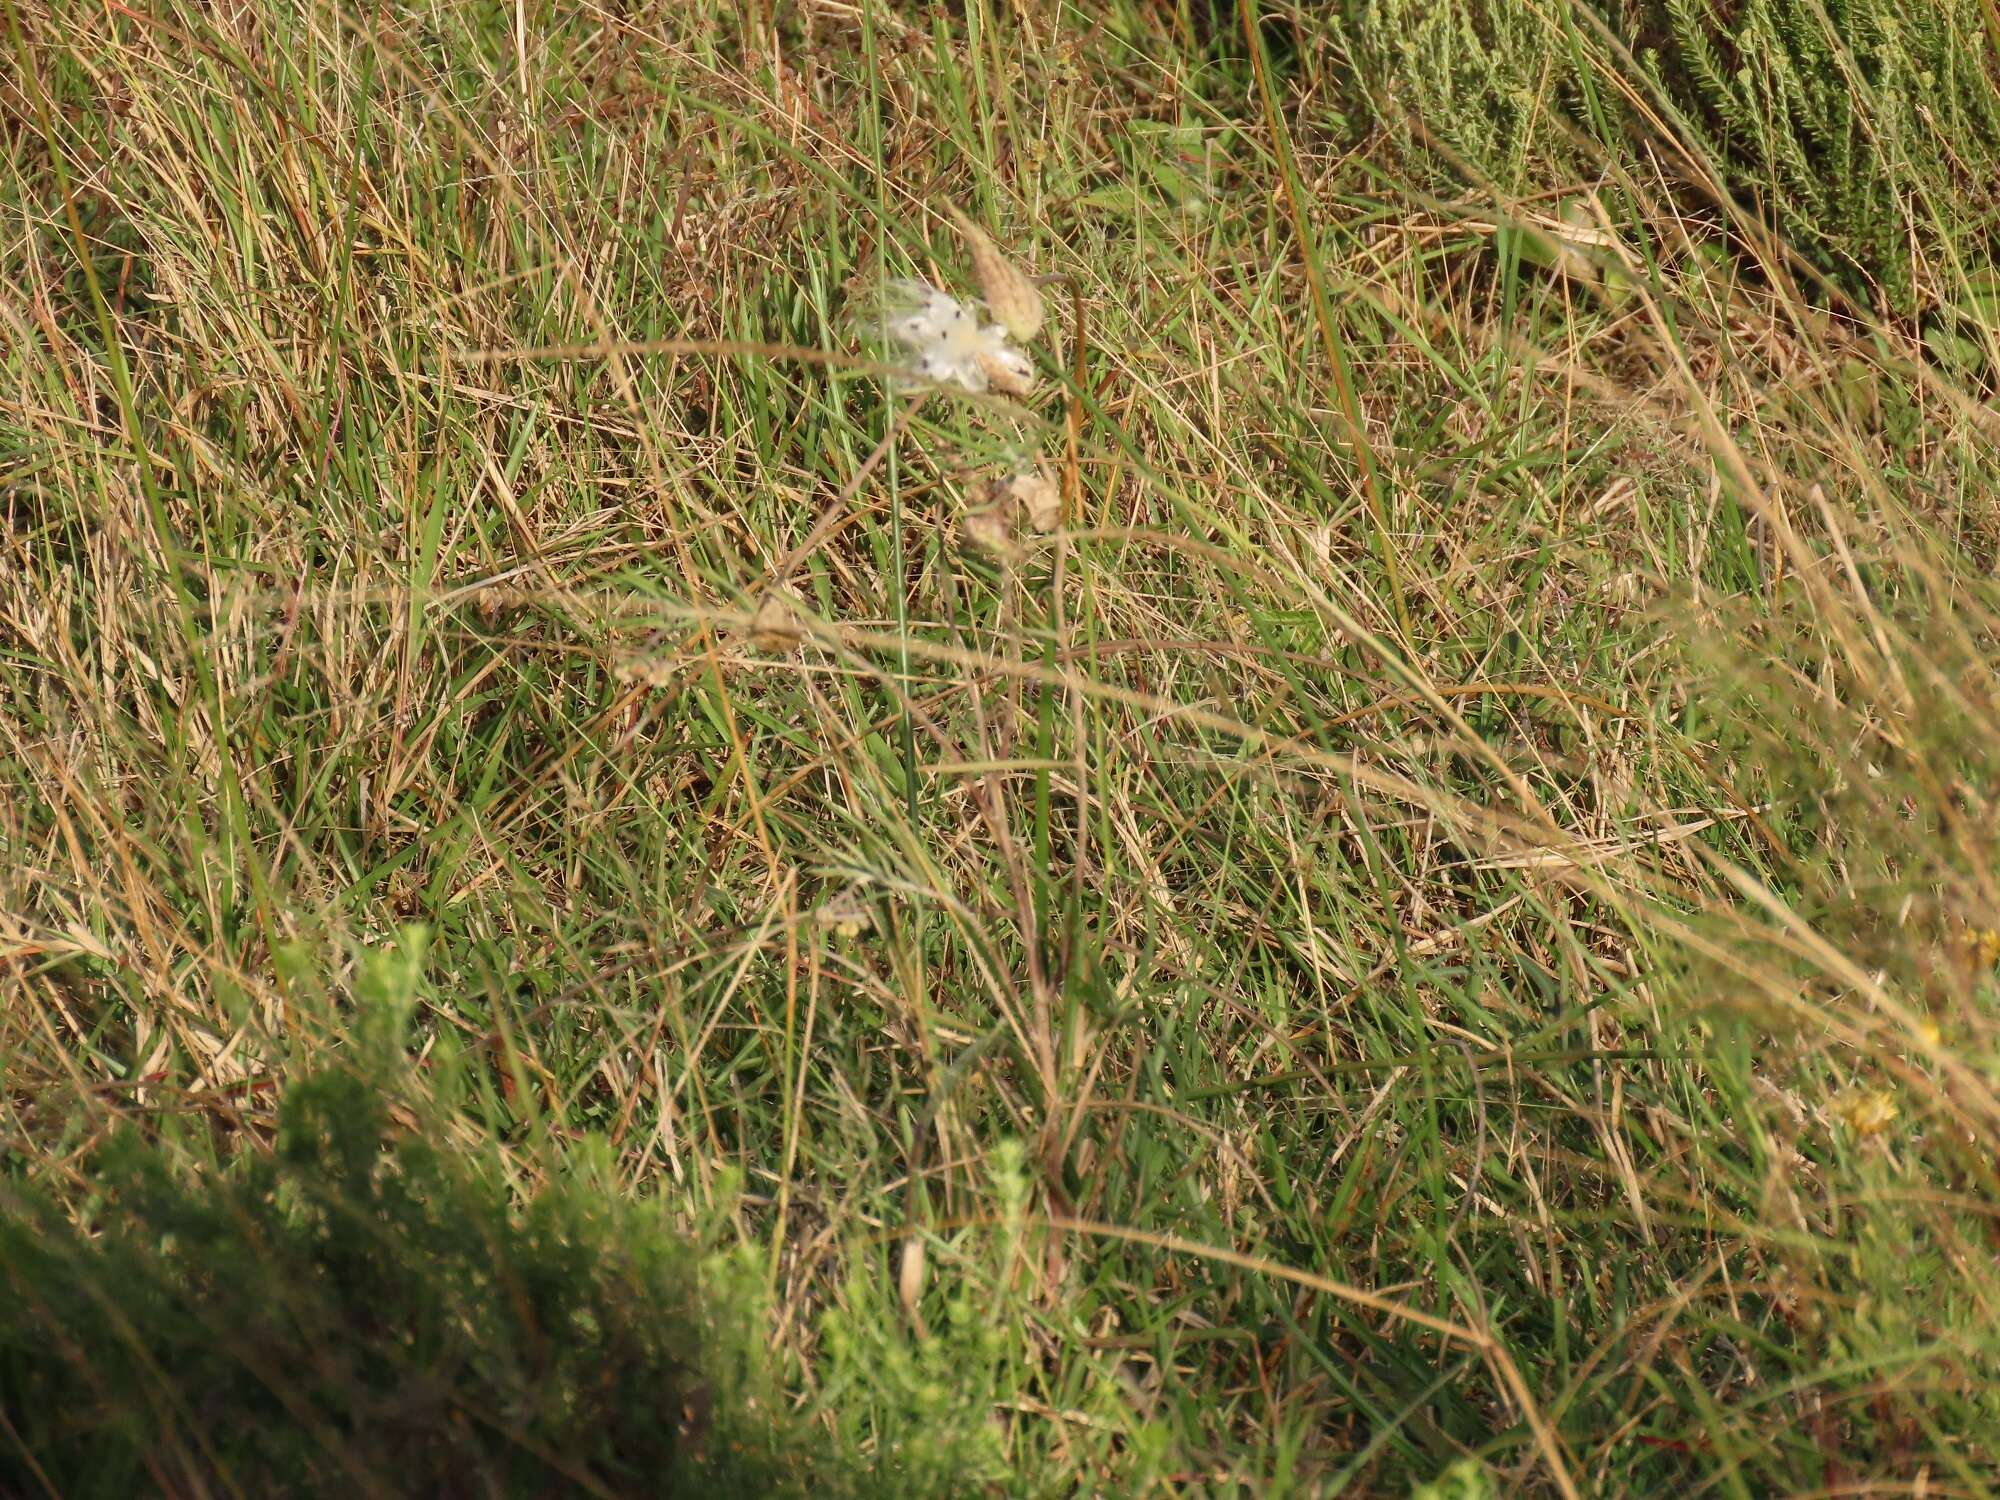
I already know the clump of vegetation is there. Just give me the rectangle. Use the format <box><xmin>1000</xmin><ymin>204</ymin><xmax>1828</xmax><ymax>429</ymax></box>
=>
<box><xmin>0</xmin><ymin>1067</ymin><xmax>850</xmax><ymax>1498</ymax></box>
<box><xmin>1341</xmin><ymin>0</ymin><xmax>2000</xmax><ymax>305</ymax></box>
<box><xmin>1650</xmin><ymin>0</ymin><xmax>2000</xmax><ymax>306</ymax></box>
<box><xmin>1344</xmin><ymin>0</ymin><xmax>1592</xmax><ymax>190</ymax></box>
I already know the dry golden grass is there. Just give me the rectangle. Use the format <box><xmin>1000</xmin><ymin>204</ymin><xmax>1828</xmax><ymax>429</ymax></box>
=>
<box><xmin>3</xmin><ymin>0</ymin><xmax>1999</xmax><ymax>1493</ymax></box>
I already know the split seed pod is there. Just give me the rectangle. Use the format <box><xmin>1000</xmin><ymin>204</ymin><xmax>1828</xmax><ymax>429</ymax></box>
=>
<box><xmin>748</xmin><ymin>592</ymin><xmax>805</xmax><ymax>653</ymax></box>
<box><xmin>1003</xmin><ymin>468</ymin><xmax>1062</xmax><ymax>533</ymax></box>
<box><xmin>974</xmin><ymin>349</ymin><xmax>1037</xmax><ymax>398</ymax></box>
<box><xmin>962</xmin><ymin>497</ymin><xmax>1018</xmax><ymax>559</ymax></box>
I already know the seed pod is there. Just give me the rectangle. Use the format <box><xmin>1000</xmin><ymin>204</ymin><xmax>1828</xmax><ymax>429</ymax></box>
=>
<box><xmin>947</xmin><ymin>203</ymin><xmax>1043</xmax><ymax>343</ymax></box>
<box><xmin>898</xmin><ymin>1236</ymin><xmax>927</xmax><ymax>1327</ymax></box>
<box><xmin>748</xmin><ymin>591</ymin><xmax>805</xmax><ymax>653</ymax></box>
<box><xmin>962</xmin><ymin>497</ymin><xmax>1018</xmax><ymax>559</ymax></box>
<box><xmin>1005</xmin><ymin>467</ymin><xmax>1061</xmax><ymax>533</ymax></box>
<box><xmin>975</xmin><ymin>347</ymin><xmax>1037</xmax><ymax>397</ymax></box>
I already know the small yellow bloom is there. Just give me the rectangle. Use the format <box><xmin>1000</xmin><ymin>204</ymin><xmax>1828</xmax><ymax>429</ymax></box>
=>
<box><xmin>1840</xmin><ymin>1089</ymin><xmax>1899</xmax><ymax>1138</ymax></box>
<box><xmin>815</xmin><ymin>889</ymin><xmax>873</xmax><ymax>939</ymax></box>
<box><xmin>1969</xmin><ymin>928</ymin><xmax>2000</xmax><ymax>970</ymax></box>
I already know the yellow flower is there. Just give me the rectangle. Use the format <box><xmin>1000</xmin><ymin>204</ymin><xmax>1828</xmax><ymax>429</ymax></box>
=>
<box><xmin>1839</xmin><ymin>1089</ymin><xmax>1899</xmax><ymax>1138</ymax></box>
<box><xmin>1970</xmin><ymin>928</ymin><xmax>2000</xmax><ymax>970</ymax></box>
<box><xmin>815</xmin><ymin>890</ymin><xmax>873</xmax><ymax>939</ymax></box>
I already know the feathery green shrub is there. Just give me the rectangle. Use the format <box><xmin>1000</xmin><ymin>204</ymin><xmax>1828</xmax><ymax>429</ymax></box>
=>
<box><xmin>1345</xmin><ymin>0</ymin><xmax>1591</xmax><ymax>191</ymax></box>
<box><xmin>0</xmin><ymin>1069</ymin><xmax>853</xmax><ymax>1498</ymax></box>
<box><xmin>1650</xmin><ymin>0</ymin><xmax>2000</xmax><ymax>306</ymax></box>
<box><xmin>1340</xmin><ymin>0</ymin><xmax>2000</xmax><ymax>306</ymax></box>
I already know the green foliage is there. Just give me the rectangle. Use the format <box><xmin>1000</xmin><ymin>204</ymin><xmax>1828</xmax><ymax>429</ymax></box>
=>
<box><xmin>1412</xmin><ymin>1458</ymin><xmax>1495</xmax><ymax>1500</ymax></box>
<box><xmin>1344</xmin><ymin>0</ymin><xmax>1587</xmax><ymax>190</ymax></box>
<box><xmin>1342</xmin><ymin>0</ymin><xmax>2000</xmax><ymax>303</ymax></box>
<box><xmin>818</xmin><ymin>1268</ymin><xmax>1014</xmax><ymax>1494</ymax></box>
<box><xmin>814</xmin><ymin>1142</ymin><xmax>1050</xmax><ymax>1496</ymax></box>
<box><xmin>1651</xmin><ymin>0</ymin><xmax>2000</xmax><ymax>305</ymax></box>
<box><xmin>0</xmin><ymin>1069</ymin><xmax>849</xmax><ymax>1498</ymax></box>
<box><xmin>6</xmin><ymin>0</ymin><xmax>2000</xmax><ymax>1491</ymax></box>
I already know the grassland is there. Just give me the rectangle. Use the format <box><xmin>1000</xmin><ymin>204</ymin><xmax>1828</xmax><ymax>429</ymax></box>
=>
<box><xmin>3</xmin><ymin>0</ymin><xmax>1999</xmax><ymax>1494</ymax></box>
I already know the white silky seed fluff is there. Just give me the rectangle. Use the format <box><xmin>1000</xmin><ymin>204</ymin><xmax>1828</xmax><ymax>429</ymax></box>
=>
<box><xmin>881</xmin><ymin>280</ymin><xmax>1034</xmax><ymax>395</ymax></box>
